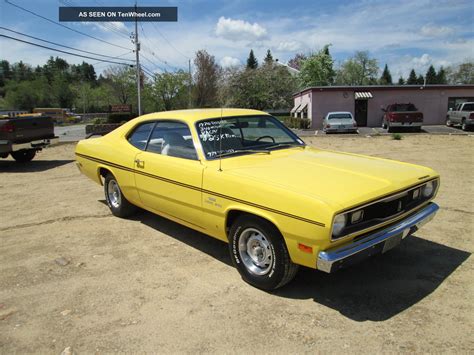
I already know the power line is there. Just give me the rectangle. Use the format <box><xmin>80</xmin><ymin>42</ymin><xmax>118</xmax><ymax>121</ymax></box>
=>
<box><xmin>4</xmin><ymin>0</ymin><xmax>131</xmax><ymax>51</ymax></box>
<box><xmin>139</xmin><ymin>23</ymin><xmax>181</xmax><ymax>71</ymax></box>
<box><xmin>150</xmin><ymin>22</ymin><xmax>190</xmax><ymax>60</ymax></box>
<box><xmin>140</xmin><ymin>53</ymin><xmax>166</xmax><ymax>72</ymax></box>
<box><xmin>0</xmin><ymin>27</ymin><xmax>135</xmax><ymax>62</ymax></box>
<box><xmin>0</xmin><ymin>34</ymin><xmax>133</xmax><ymax>66</ymax></box>
<box><xmin>59</xmin><ymin>0</ymin><xmax>132</xmax><ymax>40</ymax></box>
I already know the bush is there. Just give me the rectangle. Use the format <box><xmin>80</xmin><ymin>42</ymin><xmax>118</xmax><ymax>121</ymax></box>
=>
<box><xmin>391</xmin><ymin>133</ymin><xmax>403</xmax><ymax>140</ymax></box>
<box><xmin>282</xmin><ymin>116</ymin><xmax>311</xmax><ymax>129</ymax></box>
<box><xmin>107</xmin><ymin>112</ymin><xmax>136</xmax><ymax>123</ymax></box>
<box><xmin>92</xmin><ymin>117</ymin><xmax>107</xmax><ymax>124</ymax></box>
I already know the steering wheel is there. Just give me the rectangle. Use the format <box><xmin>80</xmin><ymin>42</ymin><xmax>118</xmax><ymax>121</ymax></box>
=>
<box><xmin>256</xmin><ymin>135</ymin><xmax>276</xmax><ymax>143</ymax></box>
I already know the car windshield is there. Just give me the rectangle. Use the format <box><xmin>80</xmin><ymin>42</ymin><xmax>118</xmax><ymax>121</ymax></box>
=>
<box><xmin>391</xmin><ymin>104</ymin><xmax>418</xmax><ymax>112</ymax></box>
<box><xmin>328</xmin><ymin>113</ymin><xmax>352</xmax><ymax>119</ymax></box>
<box><xmin>196</xmin><ymin>115</ymin><xmax>305</xmax><ymax>160</ymax></box>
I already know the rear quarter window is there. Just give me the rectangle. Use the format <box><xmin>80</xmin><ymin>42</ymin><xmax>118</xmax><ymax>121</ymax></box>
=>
<box><xmin>127</xmin><ymin>122</ymin><xmax>155</xmax><ymax>150</ymax></box>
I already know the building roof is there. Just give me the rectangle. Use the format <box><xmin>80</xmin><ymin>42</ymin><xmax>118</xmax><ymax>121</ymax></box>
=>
<box><xmin>293</xmin><ymin>84</ymin><xmax>474</xmax><ymax>97</ymax></box>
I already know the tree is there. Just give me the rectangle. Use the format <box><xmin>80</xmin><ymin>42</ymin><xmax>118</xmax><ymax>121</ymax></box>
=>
<box><xmin>193</xmin><ymin>50</ymin><xmax>220</xmax><ymax>107</ymax></box>
<box><xmin>103</xmin><ymin>65</ymin><xmax>136</xmax><ymax>105</ymax></box>
<box><xmin>436</xmin><ymin>66</ymin><xmax>447</xmax><ymax>84</ymax></box>
<box><xmin>425</xmin><ymin>65</ymin><xmax>437</xmax><ymax>84</ymax></box>
<box><xmin>446</xmin><ymin>62</ymin><xmax>474</xmax><ymax>84</ymax></box>
<box><xmin>246</xmin><ymin>49</ymin><xmax>258</xmax><ymax>69</ymax></box>
<box><xmin>398</xmin><ymin>76</ymin><xmax>405</xmax><ymax>85</ymax></box>
<box><xmin>225</xmin><ymin>64</ymin><xmax>297</xmax><ymax>110</ymax></box>
<box><xmin>406</xmin><ymin>69</ymin><xmax>418</xmax><ymax>84</ymax></box>
<box><xmin>264</xmin><ymin>50</ymin><xmax>273</xmax><ymax>65</ymax></box>
<box><xmin>299</xmin><ymin>44</ymin><xmax>335</xmax><ymax>87</ymax></box>
<box><xmin>152</xmin><ymin>70</ymin><xmax>190</xmax><ymax>111</ymax></box>
<box><xmin>335</xmin><ymin>51</ymin><xmax>378</xmax><ymax>85</ymax></box>
<box><xmin>417</xmin><ymin>74</ymin><xmax>425</xmax><ymax>85</ymax></box>
<box><xmin>379</xmin><ymin>64</ymin><xmax>393</xmax><ymax>85</ymax></box>
<box><xmin>287</xmin><ymin>53</ymin><xmax>306</xmax><ymax>71</ymax></box>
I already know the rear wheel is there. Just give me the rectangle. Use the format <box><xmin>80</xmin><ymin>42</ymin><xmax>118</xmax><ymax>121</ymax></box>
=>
<box><xmin>228</xmin><ymin>215</ymin><xmax>298</xmax><ymax>290</ymax></box>
<box><xmin>104</xmin><ymin>173</ymin><xmax>137</xmax><ymax>218</ymax></box>
<box><xmin>461</xmin><ymin>119</ymin><xmax>468</xmax><ymax>131</ymax></box>
<box><xmin>11</xmin><ymin>149</ymin><xmax>36</xmax><ymax>163</ymax></box>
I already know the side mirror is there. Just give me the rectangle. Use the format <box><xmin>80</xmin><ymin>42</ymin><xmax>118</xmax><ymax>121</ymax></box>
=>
<box><xmin>449</xmin><ymin>108</ymin><xmax>453</xmax><ymax>111</ymax></box>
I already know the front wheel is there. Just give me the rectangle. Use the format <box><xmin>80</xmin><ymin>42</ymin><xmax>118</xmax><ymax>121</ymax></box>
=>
<box><xmin>229</xmin><ymin>215</ymin><xmax>298</xmax><ymax>290</ymax></box>
<box><xmin>446</xmin><ymin>118</ymin><xmax>453</xmax><ymax>127</ymax></box>
<box><xmin>104</xmin><ymin>173</ymin><xmax>137</xmax><ymax>218</ymax></box>
<box><xmin>11</xmin><ymin>149</ymin><xmax>36</xmax><ymax>163</ymax></box>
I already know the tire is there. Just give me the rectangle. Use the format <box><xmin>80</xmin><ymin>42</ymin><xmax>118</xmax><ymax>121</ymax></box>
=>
<box><xmin>382</xmin><ymin>121</ymin><xmax>387</xmax><ymax>129</ymax></box>
<box><xmin>11</xmin><ymin>149</ymin><xmax>36</xmax><ymax>163</ymax></box>
<box><xmin>104</xmin><ymin>173</ymin><xmax>137</xmax><ymax>218</ymax></box>
<box><xmin>446</xmin><ymin>117</ymin><xmax>453</xmax><ymax>127</ymax></box>
<box><xmin>387</xmin><ymin>125</ymin><xmax>392</xmax><ymax>133</ymax></box>
<box><xmin>228</xmin><ymin>215</ymin><xmax>298</xmax><ymax>290</ymax></box>
<box><xmin>461</xmin><ymin>119</ymin><xmax>468</xmax><ymax>131</ymax></box>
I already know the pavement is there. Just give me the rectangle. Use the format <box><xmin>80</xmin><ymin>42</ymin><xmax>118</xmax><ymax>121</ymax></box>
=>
<box><xmin>54</xmin><ymin>124</ymin><xmax>87</xmax><ymax>142</ymax></box>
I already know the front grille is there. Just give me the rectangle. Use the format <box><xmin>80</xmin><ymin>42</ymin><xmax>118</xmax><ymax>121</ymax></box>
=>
<box><xmin>336</xmin><ymin>179</ymin><xmax>438</xmax><ymax>238</ymax></box>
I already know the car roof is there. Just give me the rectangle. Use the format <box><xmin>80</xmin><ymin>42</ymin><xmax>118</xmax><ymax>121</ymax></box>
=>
<box><xmin>327</xmin><ymin>111</ymin><xmax>352</xmax><ymax>115</ymax></box>
<box><xmin>136</xmin><ymin>108</ymin><xmax>269</xmax><ymax>124</ymax></box>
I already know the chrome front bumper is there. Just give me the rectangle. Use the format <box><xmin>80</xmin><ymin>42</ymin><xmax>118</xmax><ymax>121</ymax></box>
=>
<box><xmin>316</xmin><ymin>203</ymin><xmax>439</xmax><ymax>273</ymax></box>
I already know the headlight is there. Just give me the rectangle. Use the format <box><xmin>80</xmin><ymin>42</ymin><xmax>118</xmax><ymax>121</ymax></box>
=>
<box><xmin>422</xmin><ymin>181</ymin><xmax>434</xmax><ymax>198</ymax></box>
<box><xmin>332</xmin><ymin>214</ymin><xmax>347</xmax><ymax>237</ymax></box>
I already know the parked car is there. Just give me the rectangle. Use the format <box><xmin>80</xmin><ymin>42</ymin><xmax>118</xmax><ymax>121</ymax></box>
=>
<box><xmin>0</xmin><ymin>114</ymin><xmax>58</xmax><ymax>162</ymax></box>
<box><xmin>75</xmin><ymin>109</ymin><xmax>440</xmax><ymax>290</ymax></box>
<box><xmin>322</xmin><ymin>111</ymin><xmax>358</xmax><ymax>133</ymax></box>
<box><xmin>446</xmin><ymin>102</ymin><xmax>474</xmax><ymax>131</ymax></box>
<box><xmin>382</xmin><ymin>103</ymin><xmax>423</xmax><ymax>132</ymax></box>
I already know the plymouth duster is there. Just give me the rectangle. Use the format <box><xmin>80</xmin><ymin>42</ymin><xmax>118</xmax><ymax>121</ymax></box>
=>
<box><xmin>75</xmin><ymin>109</ymin><xmax>439</xmax><ymax>290</ymax></box>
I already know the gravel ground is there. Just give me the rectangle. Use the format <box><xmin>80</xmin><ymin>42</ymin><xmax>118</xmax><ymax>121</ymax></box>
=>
<box><xmin>0</xmin><ymin>135</ymin><xmax>473</xmax><ymax>353</ymax></box>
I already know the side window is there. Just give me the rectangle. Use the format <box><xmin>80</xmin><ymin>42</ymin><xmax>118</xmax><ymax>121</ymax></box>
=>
<box><xmin>147</xmin><ymin>121</ymin><xmax>198</xmax><ymax>160</ymax></box>
<box><xmin>128</xmin><ymin>122</ymin><xmax>155</xmax><ymax>150</ymax></box>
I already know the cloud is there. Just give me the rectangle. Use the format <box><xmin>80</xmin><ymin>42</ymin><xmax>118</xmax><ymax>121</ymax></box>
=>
<box><xmin>220</xmin><ymin>56</ymin><xmax>241</xmax><ymax>67</ymax></box>
<box><xmin>215</xmin><ymin>17</ymin><xmax>267</xmax><ymax>41</ymax></box>
<box><xmin>276</xmin><ymin>41</ymin><xmax>302</xmax><ymax>52</ymax></box>
<box><xmin>420</xmin><ymin>25</ymin><xmax>455</xmax><ymax>37</ymax></box>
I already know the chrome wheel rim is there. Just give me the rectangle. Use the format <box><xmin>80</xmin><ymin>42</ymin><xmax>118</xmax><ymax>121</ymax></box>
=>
<box><xmin>107</xmin><ymin>180</ymin><xmax>121</xmax><ymax>208</ymax></box>
<box><xmin>238</xmin><ymin>228</ymin><xmax>273</xmax><ymax>276</ymax></box>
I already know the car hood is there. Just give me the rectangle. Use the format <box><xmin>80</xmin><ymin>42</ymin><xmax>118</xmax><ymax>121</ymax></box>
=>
<box><xmin>218</xmin><ymin>147</ymin><xmax>436</xmax><ymax>211</ymax></box>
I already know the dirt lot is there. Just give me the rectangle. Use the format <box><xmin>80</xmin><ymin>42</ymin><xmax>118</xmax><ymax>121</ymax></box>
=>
<box><xmin>1</xmin><ymin>135</ymin><xmax>473</xmax><ymax>353</ymax></box>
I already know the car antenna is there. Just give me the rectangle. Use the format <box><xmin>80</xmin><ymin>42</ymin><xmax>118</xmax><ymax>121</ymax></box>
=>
<box><xmin>219</xmin><ymin>107</ymin><xmax>223</xmax><ymax>172</ymax></box>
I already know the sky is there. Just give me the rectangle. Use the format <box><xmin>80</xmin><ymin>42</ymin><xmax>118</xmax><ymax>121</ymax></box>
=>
<box><xmin>0</xmin><ymin>0</ymin><xmax>473</xmax><ymax>79</ymax></box>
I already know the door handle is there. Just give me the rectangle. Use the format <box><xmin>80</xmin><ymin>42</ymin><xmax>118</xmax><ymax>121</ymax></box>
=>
<box><xmin>135</xmin><ymin>159</ymin><xmax>145</xmax><ymax>168</ymax></box>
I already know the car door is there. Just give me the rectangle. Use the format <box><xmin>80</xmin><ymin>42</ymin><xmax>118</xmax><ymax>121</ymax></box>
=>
<box><xmin>133</xmin><ymin>120</ymin><xmax>204</xmax><ymax>229</ymax></box>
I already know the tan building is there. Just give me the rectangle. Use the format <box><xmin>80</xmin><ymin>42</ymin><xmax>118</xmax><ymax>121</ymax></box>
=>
<box><xmin>292</xmin><ymin>85</ymin><xmax>474</xmax><ymax>129</ymax></box>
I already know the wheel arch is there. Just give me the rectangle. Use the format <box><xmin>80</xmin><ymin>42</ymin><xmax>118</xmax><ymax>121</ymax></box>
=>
<box><xmin>97</xmin><ymin>166</ymin><xmax>113</xmax><ymax>186</ymax></box>
<box><xmin>225</xmin><ymin>208</ymin><xmax>282</xmax><ymax>241</ymax></box>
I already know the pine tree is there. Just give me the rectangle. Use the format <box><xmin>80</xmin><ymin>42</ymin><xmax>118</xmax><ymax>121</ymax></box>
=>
<box><xmin>407</xmin><ymin>69</ymin><xmax>417</xmax><ymax>84</ymax></box>
<box><xmin>437</xmin><ymin>66</ymin><xmax>447</xmax><ymax>84</ymax></box>
<box><xmin>425</xmin><ymin>65</ymin><xmax>437</xmax><ymax>84</ymax></box>
<box><xmin>246</xmin><ymin>49</ymin><xmax>258</xmax><ymax>69</ymax></box>
<box><xmin>264</xmin><ymin>49</ymin><xmax>273</xmax><ymax>65</ymax></box>
<box><xmin>379</xmin><ymin>64</ymin><xmax>393</xmax><ymax>84</ymax></box>
<box><xmin>417</xmin><ymin>74</ymin><xmax>425</xmax><ymax>85</ymax></box>
<box><xmin>398</xmin><ymin>76</ymin><xmax>405</xmax><ymax>85</ymax></box>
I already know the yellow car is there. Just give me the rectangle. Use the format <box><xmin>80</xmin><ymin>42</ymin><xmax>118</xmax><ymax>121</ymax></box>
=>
<box><xmin>75</xmin><ymin>109</ymin><xmax>439</xmax><ymax>290</ymax></box>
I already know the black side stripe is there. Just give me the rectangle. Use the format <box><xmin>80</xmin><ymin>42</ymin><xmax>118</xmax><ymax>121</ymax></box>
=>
<box><xmin>75</xmin><ymin>152</ymin><xmax>326</xmax><ymax>227</ymax></box>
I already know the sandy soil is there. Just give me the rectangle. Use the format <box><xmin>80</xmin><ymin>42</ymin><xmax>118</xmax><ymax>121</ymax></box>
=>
<box><xmin>0</xmin><ymin>135</ymin><xmax>473</xmax><ymax>353</ymax></box>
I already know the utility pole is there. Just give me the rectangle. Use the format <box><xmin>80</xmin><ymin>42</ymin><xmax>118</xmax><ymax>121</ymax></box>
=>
<box><xmin>134</xmin><ymin>2</ymin><xmax>142</xmax><ymax>116</ymax></box>
<box><xmin>188</xmin><ymin>59</ymin><xmax>192</xmax><ymax>108</ymax></box>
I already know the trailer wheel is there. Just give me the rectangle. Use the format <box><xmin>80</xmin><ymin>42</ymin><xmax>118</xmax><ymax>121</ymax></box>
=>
<box><xmin>11</xmin><ymin>149</ymin><xmax>36</xmax><ymax>163</ymax></box>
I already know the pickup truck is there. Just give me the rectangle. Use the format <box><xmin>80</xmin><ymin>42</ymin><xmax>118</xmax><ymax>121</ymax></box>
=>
<box><xmin>382</xmin><ymin>103</ymin><xmax>424</xmax><ymax>132</ymax></box>
<box><xmin>446</xmin><ymin>102</ymin><xmax>474</xmax><ymax>131</ymax></box>
<box><xmin>0</xmin><ymin>115</ymin><xmax>58</xmax><ymax>162</ymax></box>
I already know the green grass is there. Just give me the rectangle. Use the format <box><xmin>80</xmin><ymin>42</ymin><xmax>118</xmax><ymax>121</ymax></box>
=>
<box><xmin>391</xmin><ymin>133</ymin><xmax>403</xmax><ymax>140</ymax></box>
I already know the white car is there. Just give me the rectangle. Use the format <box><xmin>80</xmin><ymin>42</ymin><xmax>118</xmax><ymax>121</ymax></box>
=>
<box><xmin>323</xmin><ymin>112</ymin><xmax>358</xmax><ymax>133</ymax></box>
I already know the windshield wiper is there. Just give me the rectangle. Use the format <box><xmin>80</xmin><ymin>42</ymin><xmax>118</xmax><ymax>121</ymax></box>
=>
<box><xmin>265</xmin><ymin>143</ymin><xmax>306</xmax><ymax>150</ymax></box>
<box><xmin>218</xmin><ymin>149</ymin><xmax>271</xmax><ymax>158</ymax></box>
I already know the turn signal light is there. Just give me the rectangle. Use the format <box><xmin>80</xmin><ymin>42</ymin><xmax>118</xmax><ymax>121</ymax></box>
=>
<box><xmin>298</xmin><ymin>243</ymin><xmax>313</xmax><ymax>253</ymax></box>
